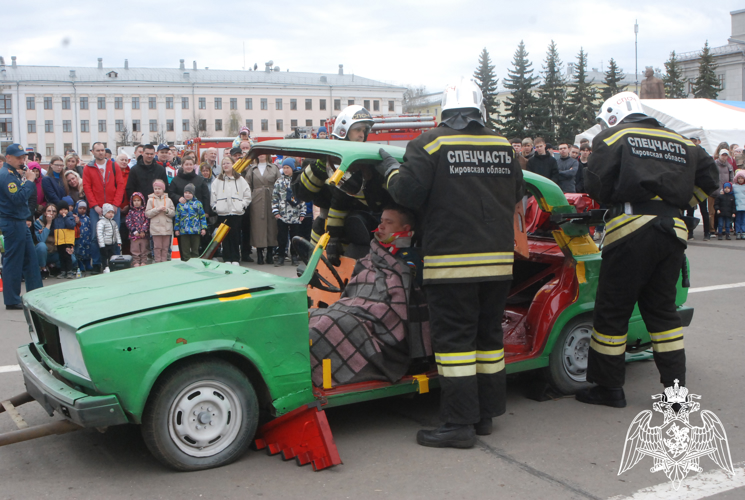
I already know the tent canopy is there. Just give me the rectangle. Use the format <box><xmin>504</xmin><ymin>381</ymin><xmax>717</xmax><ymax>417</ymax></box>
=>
<box><xmin>575</xmin><ymin>99</ymin><xmax>745</xmax><ymax>155</ymax></box>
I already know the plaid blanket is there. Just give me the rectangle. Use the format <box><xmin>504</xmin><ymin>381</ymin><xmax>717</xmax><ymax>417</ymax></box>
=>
<box><xmin>309</xmin><ymin>240</ymin><xmax>430</xmax><ymax>387</ymax></box>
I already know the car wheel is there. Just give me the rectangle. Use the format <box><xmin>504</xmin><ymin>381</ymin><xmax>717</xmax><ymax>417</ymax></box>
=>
<box><xmin>142</xmin><ymin>359</ymin><xmax>259</xmax><ymax>471</ymax></box>
<box><xmin>545</xmin><ymin>316</ymin><xmax>594</xmax><ymax>395</ymax></box>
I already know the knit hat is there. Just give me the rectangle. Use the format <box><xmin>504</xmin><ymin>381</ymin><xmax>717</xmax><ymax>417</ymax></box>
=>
<box><xmin>317</xmin><ymin>126</ymin><xmax>327</xmax><ymax>135</ymax></box>
<box><xmin>102</xmin><ymin>203</ymin><xmax>116</xmax><ymax>214</ymax></box>
<box><xmin>77</xmin><ymin>200</ymin><xmax>87</xmax><ymax>208</ymax></box>
<box><xmin>56</xmin><ymin>200</ymin><xmax>70</xmax><ymax>212</ymax></box>
<box><xmin>184</xmin><ymin>183</ymin><xmax>196</xmax><ymax>195</ymax></box>
<box><xmin>153</xmin><ymin>179</ymin><xmax>166</xmax><ymax>189</ymax></box>
<box><xmin>62</xmin><ymin>196</ymin><xmax>74</xmax><ymax>208</ymax></box>
<box><xmin>281</xmin><ymin>158</ymin><xmax>296</xmax><ymax>169</ymax></box>
<box><xmin>723</xmin><ymin>182</ymin><xmax>732</xmax><ymax>190</ymax></box>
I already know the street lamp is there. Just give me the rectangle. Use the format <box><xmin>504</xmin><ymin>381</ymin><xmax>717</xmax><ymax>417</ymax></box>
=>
<box><xmin>635</xmin><ymin>20</ymin><xmax>639</xmax><ymax>95</ymax></box>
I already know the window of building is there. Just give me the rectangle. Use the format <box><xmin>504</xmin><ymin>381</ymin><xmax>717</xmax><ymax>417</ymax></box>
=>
<box><xmin>167</xmin><ymin>119</ymin><xmax>174</xmax><ymax>132</ymax></box>
<box><xmin>132</xmin><ymin>120</ymin><xmax>140</xmax><ymax>132</ymax></box>
<box><xmin>45</xmin><ymin>144</ymin><xmax>54</xmax><ymax>157</ymax></box>
<box><xmin>364</xmin><ymin>100</ymin><xmax>370</xmax><ymax>110</ymax></box>
<box><xmin>80</xmin><ymin>97</ymin><xmax>89</xmax><ymax>110</ymax></box>
<box><xmin>718</xmin><ymin>74</ymin><xmax>726</xmax><ymax>90</ymax></box>
<box><xmin>98</xmin><ymin>120</ymin><xmax>107</xmax><ymax>132</ymax></box>
<box><xmin>149</xmin><ymin>120</ymin><xmax>157</xmax><ymax>132</ymax></box>
<box><xmin>81</xmin><ymin>142</ymin><xmax>90</xmax><ymax>155</ymax></box>
<box><xmin>261</xmin><ymin>119</ymin><xmax>268</xmax><ymax>131</ymax></box>
<box><xmin>132</xmin><ymin>97</ymin><xmax>139</xmax><ymax>109</ymax></box>
<box><xmin>62</xmin><ymin>96</ymin><xmax>71</xmax><ymax>110</ymax></box>
<box><xmin>98</xmin><ymin>97</ymin><xmax>106</xmax><ymax>110</ymax></box>
<box><xmin>45</xmin><ymin>120</ymin><xmax>53</xmax><ymax>133</ymax></box>
<box><xmin>115</xmin><ymin>97</ymin><xmax>123</xmax><ymax>109</ymax></box>
<box><xmin>290</xmin><ymin>99</ymin><xmax>297</xmax><ymax>111</ymax></box>
<box><xmin>230</xmin><ymin>98</ymin><xmax>237</xmax><ymax>110</ymax></box>
<box><xmin>0</xmin><ymin>94</ymin><xmax>10</xmax><ymax>113</ymax></box>
<box><xmin>81</xmin><ymin>120</ymin><xmax>90</xmax><ymax>132</ymax></box>
<box><xmin>302</xmin><ymin>119</ymin><xmax>310</xmax><ymax>127</ymax></box>
<box><xmin>261</xmin><ymin>98</ymin><xmax>268</xmax><ymax>110</ymax></box>
<box><xmin>348</xmin><ymin>99</ymin><xmax>354</xmax><ymax>106</ymax></box>
<box><xmin>334</xmin><ymin>99</ymin><xmax>341</xmax><ymax>111</ymax></box>
<box><xmin>199</xmin><ymin>97</ymin><xmax>206</xmax><ymax>109</ymax></box>
<box><xmin>290</xmin><ymin>119</ymin><xmax>297</xmax><ymax>130</ymax></box>
<box><xmin>373</xmin><ymin>100</ymin><xmax>380</xmax><ymax>112</ymax></box>
<box><xmin>215</xmin><ymin>98</ymin><xmax>222</xmax><ymax>110</ymax></box>
<box><xmin>44</xmin><ymin>97</ymin><xmax>53</xmax><ymax>110</ymax></box>
<box><xmin>0</xmin><ymin>118</ymin><xmax>11</xmax><ymax>133</ymax></box>
<box><xmin>320</xmin><ymin>99</ymin><xmax>326</xmax><ymax>111</ymax></box>
<box><xmin>246</xmin><ymin>98</ymin><xmax>252</xmax><ymax>110</ymax></box>
<box><xmin>388</xmin><ymin>100</ymin><xmax>394</xmax><ymax>112</ymax></box>
<box><xmin>215</xmin><ymin>119</ymin><xmax>223</xmax><ymax>131</ymax></box>
<box><xmin>276</xmin><ymin>119</ymin><xmax>283</xmax><ymax>131</ymax></box>
<box><xmin>64</xmin><ymin>143</ymin><xmax>72</xmax><ymax>154</ymax></box>
<box><xmin>26</xmin><ymin>96</ymin><xmax>35</xmax><ymax>110</ymax></box>
<box><xmin>26</xmin><ymin>143</ymin><xmax>36</xmax><ymax>153</ymax></box>
<box><xmin>149</xmin><ymin>97</ymin><xmax>156</xmax><ymax>109</ymax></box>
<box><xmin>320</xmin><ymin>119</ymin><xmax>326</xmax><ymax>127</ymax></box>
<box><xmin>199</xmin><ymin>119</ymin><xmax>206</xmax><ymax>131</ymax></box>
<box><xmin>305</xmin><ymin>99</ymin><xmax>312</xmax><ymax>110</ymax></box>
<box><xmin>115</xmin><ymin>119</ymin><xmax>124</xmax><ymax>132</ymax></box>
<box><xmin>182</xmin><ymin>97</ymin><xmax>189</xmax><ymax>109</ymax></box>
<box><xmin>166</xmin><ymin>97</ymin><xmax>174</xmax><ymax>109</ymax></box>
<box><xmin>63</xmin><ymin>120</ymin><xmax>72</xmax><ymax>133</ymax></box>
<box><xmin>246</xmin><ymin>119</ymin><xmax>253</xmax><ymax>131</ymax></box>
<box><xmin>27</xmin><ymin>120</ymin><xmax>36</xmax><ymax>133</ymax></box>
<box><xmin>182</xmin><ymin>119</ymin><xmax>189</xmax><ymax>132</ymax></box>
<box><xmin>276</xmin><ymin>98</ymin><xmax>283</xmax><ymax>111</ymax></box>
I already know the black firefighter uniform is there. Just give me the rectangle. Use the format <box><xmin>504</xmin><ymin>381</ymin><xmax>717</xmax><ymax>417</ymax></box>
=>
<box><xmin>585</xmin><ymin>120</ymin><xmax>719</xmax><ymax>388</ymax></box>
<box><xmin>384</xmin><ymin>124</ymin><xmax>524</xmax><ymax>424</ymax></box>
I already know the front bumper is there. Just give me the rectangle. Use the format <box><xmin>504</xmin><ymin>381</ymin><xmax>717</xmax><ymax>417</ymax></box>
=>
<box><xmin>17</xmin><ymin>344</ymin><xmax>129</xmax><ymax>428</ymax></box>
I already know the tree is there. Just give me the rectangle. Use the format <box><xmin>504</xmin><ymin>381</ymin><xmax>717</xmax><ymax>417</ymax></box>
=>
<box><xmin>534</xmin><ymin>40</ymin><xmax>567</xmax><ymax>144</ymax></box>
<box><xmin>691</xmin><ymin>41</ymin><xmax>720</xmax><ymax>99</ymax></box>
<box><xmin>473</xmin><ymin>48</ymin><xmax>499</xmax><ymax>130</ymax></box>
<box><xmin>564</xmin><ymin>48</ymin><xmax>599</xmax><ymax>141</ymax></box>
<box><xmin>402</xmin><ymin>85</ymin><xmax>427</xmax><ymax>113</ymax></box>
<box><xmin>502</xmin><ymin>40</ymin><xmax>539</xmax><ymax>139</ymax></box>
<box><xmin>228</xmin><ymin>111</ymin><xmax>242</xmax><ymax>136</ymax></box>
<box><xmin>663</xmin><ymin>51</ymin><xmax>688</xmax><ymax>98</ymax></box>
<box><xmin>601</xmin><ymin>58</ymin><xmax>626</xmax><ymax>101</ymax></box>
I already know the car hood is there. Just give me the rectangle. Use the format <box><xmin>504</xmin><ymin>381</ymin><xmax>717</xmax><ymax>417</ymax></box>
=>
<box><xmin>24</xmin><ymin>260</ymin><xmax>288</xmax><ymax>330</ymax></box>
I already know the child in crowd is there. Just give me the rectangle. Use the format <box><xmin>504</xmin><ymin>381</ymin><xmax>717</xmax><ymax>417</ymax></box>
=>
<box><xmin>52</xmin><ymin>199</ymin><xmax>77</xmax><ymax>279</ymax></box>
<box><xmin>97</xmin><ymin>203</ymin><xmax>122</xmax><ymax>273</ymax></box>
<box><xmin>126</xmin><ymin>192</ymin><xmax>150</xmax><ymax>266</ymax></box>
<box><xmin>74</xmin><ymin>200</ymin><xmax>94</xmax><ymax>275</ymax></box>
<box><xmin>272</xmin><ymin>158</ymin><xmax>306</xmax><ymax>266</ymax></box>
<box><xmin>174</xmin><ymin>183</ymin><xmax>207</xmax><ymax>261</ymax></box>
<box><xmin>146</xmin><ymin>179</ymin><xmax>175</xmax><ymax>263</ymax></box>
<box><xmin>733</xmin><ymin>171</ymin><xmax>745</xmax><ymax>240</ymax></box>
<box><xmin>715</xmin><ymin>182</ymin><xmax>736</xmax><ymax>240</ymax></box>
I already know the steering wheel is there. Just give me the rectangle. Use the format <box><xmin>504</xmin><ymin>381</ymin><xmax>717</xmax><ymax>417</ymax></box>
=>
<box><xmin>292</xmin><ymin>236</ymin><xmax>345</xmax><ymax>294</ymax></box>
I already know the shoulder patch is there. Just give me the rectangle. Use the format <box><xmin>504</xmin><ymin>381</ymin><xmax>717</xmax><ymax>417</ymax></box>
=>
<box><xmin>7</xmin><ymin>182</ymin><xmax>18</xmax><ymax>194</ymax></box>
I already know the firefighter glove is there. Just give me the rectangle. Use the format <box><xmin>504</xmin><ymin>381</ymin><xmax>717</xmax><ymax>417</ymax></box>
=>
<box><xmin>326</xmin><ymin>237</ymin><xmax>343</xmax><ymax>267</ymax></box>
<box><xmin>377</xmin><ymin>149</ymin><xmax>400</xmax><ymax>179</ymax></box>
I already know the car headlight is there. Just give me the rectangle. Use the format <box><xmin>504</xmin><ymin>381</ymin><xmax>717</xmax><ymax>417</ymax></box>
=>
<box><xmin>23</xmin><ymin>308</ymin><xmax>39</xmax><ymax>344</ymax></box>
<box><xmin>58</xmin><ymin>325</ymin><xmax>90</xmax><ymax>379</ymax></box>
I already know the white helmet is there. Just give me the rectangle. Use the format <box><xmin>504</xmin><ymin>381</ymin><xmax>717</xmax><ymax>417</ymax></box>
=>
<box><xmin>332</xmin><ymin>105</ymin><xmax>374</xmax><ymax>141</ymax></box>
<box><xmin>596</xmin><ymin>91</ymin><xmax>647</xmax><ymax>129</ymax></box>
<box><xmin>441</xmin><ymin>77</ymin><xmax>486</xmax><ymax>122</ymax></box>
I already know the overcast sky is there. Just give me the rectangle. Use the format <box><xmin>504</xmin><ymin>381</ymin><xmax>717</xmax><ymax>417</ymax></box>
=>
<box><xmin>3</xmin><ymin>1</ymin><xmax>741</xmax><ymax>93</ymax></box>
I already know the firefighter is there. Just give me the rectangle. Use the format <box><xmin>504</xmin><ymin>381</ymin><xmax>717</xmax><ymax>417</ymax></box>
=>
<box><xmin>377</xmin><ymin>78</ymin><xmax>524</xmax><ymax>448</ymax></box>
<box><xmin>578</xmin><ymin>92</ymin><xmax>719</xmax><ymax>407</ymax></box>
<box><xmin>295</xmin><ymin>105</ymin><xmax>391</xmax><ymax>264</ymax></box>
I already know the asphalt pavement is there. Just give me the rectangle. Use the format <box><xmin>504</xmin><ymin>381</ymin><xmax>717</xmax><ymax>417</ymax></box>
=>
<box><xmin>1</xmin><ymin>232</ymin><xmax>743</xmax><ymax>500</ymax></box>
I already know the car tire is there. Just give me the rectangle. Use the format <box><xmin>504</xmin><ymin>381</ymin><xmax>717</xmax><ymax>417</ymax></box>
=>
<box><xmin>545</xmin><ymin>316</ymin><xmax>594</xmax><ymax>395</ymax></box>
<box><xmin>142</xmin><ymin>359</ymin><xmax>259</xmax><ymax>471</ymax></box>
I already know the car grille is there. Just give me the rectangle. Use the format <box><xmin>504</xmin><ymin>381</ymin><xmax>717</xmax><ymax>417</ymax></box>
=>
<box><xmin>30</xmin><ymin>311</ymin><xmax>65</xmax><ymax>366</ymax></box>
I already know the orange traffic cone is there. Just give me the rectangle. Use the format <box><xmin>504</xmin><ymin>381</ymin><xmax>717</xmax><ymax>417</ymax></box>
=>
<box><xmin>171</xmin><ymin>237</ymin><xmax>181</xmax><ymax>260</ymax></box>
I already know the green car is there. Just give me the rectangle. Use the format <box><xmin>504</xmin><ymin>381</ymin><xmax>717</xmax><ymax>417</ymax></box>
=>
<box><xmin>14</xmin><ymin>139</ymin><xmax>693</xmax><ymax>471</ymax></box>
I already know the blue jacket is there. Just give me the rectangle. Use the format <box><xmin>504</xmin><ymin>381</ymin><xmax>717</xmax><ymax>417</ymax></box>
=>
<box><xmin>732</xmin><ymin>182</ymin><xmax>745</xmax><ymax>211</ymax></box>
<box><xmin>174</xmin><ymin>199</ymin><xmax>207</xmax><ymax>234</ymax></box>
<box><xmin>41</xmin><ymin>173</ymin><xmax>67</xmax><ymax>206</ymax></box>
<box><xmin>0</xmin><ymin>163</ymin><xmax>36</xmax><ymax>220</ymax></box>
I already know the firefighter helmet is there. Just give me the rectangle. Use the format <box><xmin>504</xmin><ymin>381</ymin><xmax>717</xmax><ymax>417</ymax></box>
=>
<box><xmin>332</xmin><ymin>105</ymin><xmax>374</xmax><ymax>141</ymax></box>
<box><xmin>441</xmin><ymin>77</ymin><xmax>486</xmax><ymax>122</ymax></box>
<box><xmin>596</xmin><ymin>92</ymin><xmax>647</xmax><ymax>129</ymax></box>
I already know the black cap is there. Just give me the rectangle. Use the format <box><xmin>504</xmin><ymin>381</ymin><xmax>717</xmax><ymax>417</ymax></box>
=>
<box><xmin>230</xmin><ymin>147</ymin><xmax>242</xmax><ymax>156</ymax></box>
<box><xmin>105</xmin><ymin>148</ymin><xmax>112</xmax><ymax>154</ymax></box>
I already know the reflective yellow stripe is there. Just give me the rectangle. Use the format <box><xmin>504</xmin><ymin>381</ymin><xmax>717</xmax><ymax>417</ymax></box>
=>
<box><xmin>592</xmin><ymin>329</ymin><xmax>627</xmax><ymax>345</ymax></box>
<box><xmin>423</xmin><ymin>135</ymin><xmax>511</xmax><ymax>155</ymax></box>
<box><xmin>692</xmin><ymin>186</ymin><xmax>708</xmax><ymax>203</ymax></box>
<box><xmin>673</xmin><ymin>218</ymin><xmax>688</xmax><ymax>240</ymax></box>
<box><xmin>603</xmin><ymin>128</ymin><xmax>694</xmax><ymax>147</ymax></box>
<box><xmin>326</xmin><ymin>218</ymin><xmax>345</xmax><ymax>227</ymax></box>
<box><xmin>385</xmin><ymin>169</ymin><xmax>399</xmax><ymax>189</ymax></box>
<box><xmin>652</xmin><ymin>338</ymin><xmax>684</xmax><ymax>353</ymax></box>
<box><xmin>650</xmin><ymin>328</ymin><xmax>683</xmax><ymax>342</ymax></box>
<box><xmin>328</xmin><ymin>208</ymin><xmax>348</xmax><ymax>219</ymax></box>
<box><xmin>435</xmin><ymin>351</ymin><xmax>476</xmax><ymax>364</ymax></box>
<box><xmin>475</xmin><ymin>349</ymin><xmax>504</xmax><ymax>362</ymax></box>
<box><xmin>300</xmin><ymin>168</ymin><xmax>324</xmax><ymax>193</ymax></box>
<box><xmin>590</xmin><ymin>338</ymin><xmax>626</xmax><ymax>356</ymax></box>
<box><xmin>437</xmin><ymin>364</ymin><xmax>477</xmax><ymax>377</ymax></box>
<box><xmin>310</xmin><ymin>229</ymin><xmax>322</xmax><ymax>244</ymax></box>
<box><xmin>424</xmin><ymin>252</ymin><xmax>513</xmax><ymax>267</ymax></box>
<box><xmin>423</xmin><ymin>264</ymin><xmax>512</xmax><ymax>280</ymax></box>
<box><xmin>605</xmin><ymin>214</ymin><xmax>642</xmax><ymax>232</ymax></box>
<box><xmin>477</xmin><ymin>360</ymin><xmax>505</xmax><ymax>374</ymax></box>
<box><xmin>604</xmin><ymin>214</ymin><xmax>656</xmax><ymax>246</ymax></box>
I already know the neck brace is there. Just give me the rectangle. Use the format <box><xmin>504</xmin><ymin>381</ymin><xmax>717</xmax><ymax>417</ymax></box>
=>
<box><xmin>373</xmin><ymin>228</ymin><xmax>413</xmax><ymax>255</ymax></box>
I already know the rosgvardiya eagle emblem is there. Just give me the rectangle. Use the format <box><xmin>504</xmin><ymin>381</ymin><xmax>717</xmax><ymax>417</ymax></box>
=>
<box><xmin>618</xmin><ymin>379</ymin><xmax>735</xmax><ymax>489</ymax></box>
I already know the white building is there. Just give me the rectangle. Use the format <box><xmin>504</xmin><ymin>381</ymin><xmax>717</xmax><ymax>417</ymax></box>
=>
<box><xmin>0</xmin><ymin>58</ymin><xmax>405</xmax><ymax>159</ymax></box>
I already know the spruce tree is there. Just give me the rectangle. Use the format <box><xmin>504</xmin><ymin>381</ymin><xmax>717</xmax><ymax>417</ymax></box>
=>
<box><xmin>663</xmin><ymin>51</ymin><xmax>688</xmax><ymax>98</ymax></box>
<box><xmin>502</xmin><ymin>40</ymin><xmax>538</xmax><ymax>139</ymax></box>
<box><xmin>473</xmin><ymin>48</ymin><xmax>499</xmax><ymax>130</ymax></box>
<box><xmin>691</xmin><ymin>41</ymin><xmax>720</xmax><ymax>99</ymax></box>
<box><xmin>601</xmin><ymin>58</ymin><xmax>626</xmax><ymax>101</ymax></box>
<box><xmin>564</xmin><ymin>48</ymin><xmax>598</xmax><ymax>141</ymax></box>
<box><xmin>534</xmin><ymin>40</ymin><xmax>567</xmax><ymax>144</ymax></box>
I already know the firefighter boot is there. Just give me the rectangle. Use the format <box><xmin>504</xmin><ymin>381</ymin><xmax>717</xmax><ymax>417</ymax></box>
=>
<box><xmin>575</xmin><ymin>386</ymin><xmax>627</xmax><ymax>408</ymax></box>
<box><xmin>416</xmin><ymin>423</ymin><xmax>477</xmax><ymax>449</ymax></box>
